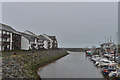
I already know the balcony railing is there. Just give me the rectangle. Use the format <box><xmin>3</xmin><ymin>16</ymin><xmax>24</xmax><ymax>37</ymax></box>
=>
<box><xmin>2</xmin><ymin>41</ymin><xmax>10</xmax><ymax>45</ymax></box>
<box><xmin>13</xmin><ymin>42</ymin><xmax>21</xmax><ymax>46</ymax></box>
<box><xmin>39</xmin><ymin>43</ymin><xmax>44</xmax><ymax>46</ymax></box>
<box><xmin>2</xmin><ymin>34</ymin><xmax>10</xmax><ymax>38</ymax></box>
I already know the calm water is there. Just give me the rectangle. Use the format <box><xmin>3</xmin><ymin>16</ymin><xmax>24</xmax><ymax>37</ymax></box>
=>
<box><xmin>38</xmin><ymin>52</ymin><xmax>104</xmax><ymax>78</ymax></box>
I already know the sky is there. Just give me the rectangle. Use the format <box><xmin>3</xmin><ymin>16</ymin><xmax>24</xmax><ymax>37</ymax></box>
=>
<box><xmin>2</xmin><ymin>2</ymin><xmax>118</xmax><ymax>48</ymax></box>
<box><xmin>1</xmin><ymin>0</ymin><xmax>119</xmax><ymax>2</ymax></box>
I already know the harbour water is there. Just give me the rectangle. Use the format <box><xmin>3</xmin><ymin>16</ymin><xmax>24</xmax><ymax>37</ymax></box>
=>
<box><xmin>38</xmin><ymin>52</ymin><xmax>104</xmax><ymax>78</ymax></box>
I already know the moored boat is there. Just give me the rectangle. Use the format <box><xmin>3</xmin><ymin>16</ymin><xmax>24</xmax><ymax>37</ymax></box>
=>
<box><xmin>102</xmin><ymin>64</ymin><xmax>116</xmax><ymax>76</ymax></box>
<box><xmin>86</xmin><ymin>51</ymin><xmax>92</xmax><ymax>56</ymax></box>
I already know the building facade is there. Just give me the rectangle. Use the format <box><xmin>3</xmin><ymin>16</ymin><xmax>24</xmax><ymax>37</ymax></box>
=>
<box><xmin>24</xmin><ymin>30</ymin><xmax>41</xmax><ymax>50</ymax></box>
<box><xmin>38</xmin><ymin>34</ymin><xmax>58</xmax><ymax>49</ymax></box>
<box><xmin>49</xmin><ymin>36</ymin><xmax>58</xmax><ymax>49</ymax></box>
<box><xmin>38</xmin><ymin>35</ymin><xmax>50</xmax><ymax>49</ymax></box>
<box><xmin>20</xmin><ymin>32</ymin><xmax>37</xmax><ymax>50</ymax></box>
<box><xmin>0</xmin><ymin>23</ymin><xmax>58</xmax><ymax>51</ymax></box>
<box><xmin>0</xmin><ymin>23</ymin><xmax>21</xmax><ymax>51</ymax></box>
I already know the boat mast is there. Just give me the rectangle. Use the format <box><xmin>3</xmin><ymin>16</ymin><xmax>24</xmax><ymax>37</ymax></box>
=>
<box><xmin>110</xmin><ymin>36</ymin><xmax>112</xmax><ymax>53</ymax></box>
<box><xmin>107</xmin><ymin>38</ymin><xmax>109</xmax><ymax>53</ymax></box>
<box><xmin>105</xmin><ymin>36</ymin><xmax>106</xmax><ymax>53</ymax></box>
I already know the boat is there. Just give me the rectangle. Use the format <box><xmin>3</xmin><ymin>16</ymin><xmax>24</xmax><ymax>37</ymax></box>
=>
<box><xmin>100</xmin><ymin>60</ymin><xmax>111</xmax><ymax>67</ymax></box>
<box><xmin>102</xmin><ymin>64</ymin><xmax>116</xmax><ymax>76</ymax></box>
<box><xmin>95</xmin><ymin>61</ymin><xmax>99</xmax><ymax>66</ymax></box>
<box><xmin>86</xmin><ymin>51</ymin><xmax>92</xmax><ymax>56</ymax></box>
<box><xmin>91</xmin><ymin>55</ymin><xmax>100</xmax><ymax>62</ymax></box>
<box><xmin>96</xmin><ymin>58</ymin><xmax>109</xmax><ymax>67</ymax></box>
<box><xmin>108</xmin><ymin>65</ymin><xmax>120</xmax><ymax>79</ymax></box>
<box><xmin>109</xmin><ymin>71</ymin><xmax>118</xmax><ymax>78</ymax></box>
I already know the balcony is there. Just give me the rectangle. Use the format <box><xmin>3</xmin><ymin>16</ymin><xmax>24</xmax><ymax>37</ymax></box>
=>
<box><xmin>48</xmin><ymin>42</ymin><xmax>50</xmax><ymax>44</ymax></box>
<box><xmin>13</xmin><ymin>42</ymin><xmax>21</xmax><ymax>46</ymax></box>
<box><xmin>52</xmin><ymin>42</ymin><xmax>58</xmax><ymax>46</ymax></box>
<box><xmin>2</xmin><ymin>34</ymin><xmax>10</xmax><ymax>38</ymax></box>
<box><xmin>2</xmin><ymin>41</ymin><xmax>10</xmax><ymax>45</ymax></box>
<box><xmin>38</xmin><ymin>43</ymin><xmax>43</xmax><ymax>45</ymax></box>
<box><xmin>38</xmin><ymin>40</ymin><xmax>44</xmax><ymax>43</ymax></box>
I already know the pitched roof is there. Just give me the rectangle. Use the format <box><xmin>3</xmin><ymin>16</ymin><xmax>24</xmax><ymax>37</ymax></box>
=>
<box><xmin>42</xmin><ymin>34</ymin><xmax>53</xmax><ymax>41</ymax></box>
<box><xmin>18</xmin><ymin>31</ymin><xmax>35</xmax><ymax>42</ymax></box>
<box><xmin>39</xmin><ymin>34</ymin><xmax>57</xmax><ymax>41</ymax></box>
<box><xmin>49</xmin><ymin>36</ymin><xmax>56</xmax><ymax>40</ymax></box>
<box><xmin>24</xmin><ymin>30</ymin><xmax>38</xmax><ymax>37</ymax></box>
<box><xmin>0</xmin><ymin>23</ymin><xmax>20</xmax><ymax>35</ymax></box>
<box><xmin>38</xmin><ymin>35</ymin><xmax>49</xmax><ymax>41</ymax></box>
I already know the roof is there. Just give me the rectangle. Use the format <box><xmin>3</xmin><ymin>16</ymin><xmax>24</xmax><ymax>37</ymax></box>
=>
<box><xmin>39</xmin><ymin>34</ymin><xmax>57</xmax><ymax>41</ymax></box>
<box><xmin>42</xmin><ymin>34</ymin><xmax>53</xmax><ymax>41</ymax></box>
<box><xmin>24</xmin><ymin>30</ymin><xmax>38</xmax><ymax>37</ymax></box>
<box><xmin>38</xmin><ymin>35</ymin><xmax>49</xmax><ymax>41</ymax></box>
<box><xmin>49</xmin><ymin>36</ymin><xmax>56</xmax><ymax>40</ymax></box>
<box><xmin>18</xmin><ymin>31</ymin><xmax>35</xmax><ymax>42</ymax></box>
<box><xmin>0</xmin><ymin>23</ymin><xmax>20</xmax><ymax>35</ymax></box>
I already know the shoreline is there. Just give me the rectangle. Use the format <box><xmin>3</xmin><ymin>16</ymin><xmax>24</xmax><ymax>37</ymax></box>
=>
<box><xmin>2</xmin><ymin>49</ymin><xmax>69</xmax><ymax>79</ymax></box>
<box><xmin>36</xmin><ymin>52</ymin><xmax>69</xmax><ymax>79</ymax></box>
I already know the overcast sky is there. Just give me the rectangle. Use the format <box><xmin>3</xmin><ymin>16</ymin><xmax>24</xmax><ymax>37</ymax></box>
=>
<box><xmin>2</xmin><ymin>2</ymin><xmax>118</xmax><ymax>48</ymax></box>
<box><xmin>1</xmin><ymin>0</ymin><xmax>119</xmax><ymax>2</ymax></box>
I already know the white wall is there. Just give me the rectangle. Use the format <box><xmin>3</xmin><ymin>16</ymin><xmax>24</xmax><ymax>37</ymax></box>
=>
<box><xmin>10</xmin><ymin>33</ymin><xmax>12</xmax><ymax>50</ymax></box>
<box><xmin>50</xmin><ymin>40</ymin><xmax>53</xmax><ymax>49</ymax></box>
<box><xmin>35</xmin><ymin>38</ymin><xmax>38</xmax><ymax>49</ymax></box>
<box><xmin>21</xmin><ymin>36</ymin><xmax>29</xmax><ymax>50</ymax></box>
<box><xmin>43</xmin><ymin>40</ymin><xmax>48</xmax><ymax>49</ymax></box>
<box><xmin>0</xmin><ymin>45</ymin><xmax>1</xmax><ymax>51</ymax></box>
